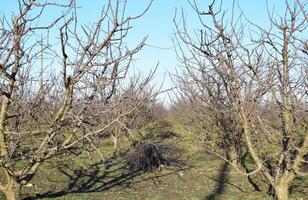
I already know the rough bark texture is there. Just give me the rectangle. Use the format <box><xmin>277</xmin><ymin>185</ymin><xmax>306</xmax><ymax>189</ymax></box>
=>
<box><xmin>3</xmin><ymin>178</ymin><xmax>20</xmax><ymax>200</ymax></box>
<box><xmin>274</xmin><ymin>183</ymin><xmax>289</xmax><ymax>200</ymax></box>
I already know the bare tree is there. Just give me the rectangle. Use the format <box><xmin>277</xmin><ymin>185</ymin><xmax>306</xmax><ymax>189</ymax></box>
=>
<box><xmin>170</xmin><ymin>79</ymin><xmax>219</xmax><ymax>143</ymax></box>
<box><xmin>103</xmin><ymin>68</ymin><xmax>161</xmax><ymax>149</ymax></box>
<box><xmin>173</xmin><ymin>0</ymin><xmax>307</xmax><ymax>199</ymax></box>
<box><xmin>0</xmin><ymin>0</ymin><xmax>153</xmax><ymax>199</ymax></box>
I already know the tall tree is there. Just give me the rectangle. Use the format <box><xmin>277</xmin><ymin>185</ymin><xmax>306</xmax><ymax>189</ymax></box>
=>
<box><xmin>0</xmin><ymin>0</ymin><xmax>153</xmax><ymax>199</ymax></box>
<box><xmin>173</xmin><ymin>1</ymin><xmax>307</xmax><ymax>199</ymax></box>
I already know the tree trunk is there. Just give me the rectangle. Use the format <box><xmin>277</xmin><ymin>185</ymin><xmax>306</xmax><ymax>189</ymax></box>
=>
<box><xmin>226</xmin><ymin>145</ymin><xmax>238</xmax><ymax>165</ymax></box>
<box><xmin>274</xmin><ymin>183</ymin><xmax>289</xmax><ymax>200</ymax></box>
<box><xmin>112</xmin><ymin>136</ymin><xmax>118</xmax><ymax>149</ymax></box>
<box><xmin>3</xmin><ymin>178</ymin><xmax>20</xmax><ymax>200</ymax></box>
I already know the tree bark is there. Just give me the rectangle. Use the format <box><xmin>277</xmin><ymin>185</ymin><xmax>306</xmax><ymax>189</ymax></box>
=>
<box><xmin>274</xmin><ymin>182</ymin><xmax>289</xmax><ymax>200</ymax></box>
<box><xmin>3</xmin><ymin>177</ymin><xmax>20</xmax><ymax>200</ymax></box>
<box><xmin>112</xmin><ymin>135</ymin><xmax>118</xmax><ymax>149</ymax></box>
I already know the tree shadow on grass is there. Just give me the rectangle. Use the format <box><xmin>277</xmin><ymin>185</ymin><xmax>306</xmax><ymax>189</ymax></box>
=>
<box><xmin>23</xmin><ymin>153</ymin><xmax>137</xmax><ymax>199</ymax></box>
<box><xmin>24</xmin><ymin>149</ymin><xmax>187</xmax><ymax>200</ymax></box>
<box><xmin>203</xmin><ymin>161</ymin><xmax>230</xmax><ymax>200</ymax></box>
<box><xmin>203</xmin><ymin>160</ymin><xmax>250</xmax><ymax>200</ymax></box>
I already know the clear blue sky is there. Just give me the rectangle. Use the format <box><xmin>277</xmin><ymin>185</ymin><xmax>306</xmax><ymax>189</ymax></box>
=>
<box><xmin>0</xmin><ymin>0</ymin><xmax>288</xmax><ymax>105</ymax></box>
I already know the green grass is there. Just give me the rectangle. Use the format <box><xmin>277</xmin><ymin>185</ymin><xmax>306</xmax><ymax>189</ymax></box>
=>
<box><xmin>12</xmin><ymin>121</ymin><xmax>308</xmax><ymax>200</ymax></box>
<box><xmin>14</xmin><ymin>160</ymin><xmax>27</xmax><ymax>169</ymax></box>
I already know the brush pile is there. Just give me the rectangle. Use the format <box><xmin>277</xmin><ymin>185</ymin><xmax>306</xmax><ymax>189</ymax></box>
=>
<box><xmin>126</xmin><ymin>140</ymin><xmax>182</xmax><ymax>172</ymax></box>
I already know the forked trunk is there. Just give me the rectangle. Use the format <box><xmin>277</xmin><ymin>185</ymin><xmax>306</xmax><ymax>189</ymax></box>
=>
<box><xmin>274</xmin><ymin>182</ymin><xmax>289</xmax><ymax>200</ymax></box>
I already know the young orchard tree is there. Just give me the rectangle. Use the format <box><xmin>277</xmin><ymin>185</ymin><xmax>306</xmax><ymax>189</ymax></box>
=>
<box><xmin>0</xmin><ymin>0</ymin><xmax>153</xmax><ymax>199</ymax></box>
<box><xmin>170</xmin><ymin>76</ymin><xmax>220</xmax><ymax>143</ymax></box>
<box><xmin>173</xmin><ymin>0</ymin><xmax>307</xmax><ymax>199</ymax></box>
<box><xmin>102</xmin><ymin>68</ymin><xmax>162</xmax><ymax>149</ymax></box>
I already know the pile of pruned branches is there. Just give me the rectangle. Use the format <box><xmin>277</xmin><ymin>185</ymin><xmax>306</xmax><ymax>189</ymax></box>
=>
<box><xmin>125</xmin><ymin>140</ymin><xmax>183</xmax><ymax>172</ymax></box>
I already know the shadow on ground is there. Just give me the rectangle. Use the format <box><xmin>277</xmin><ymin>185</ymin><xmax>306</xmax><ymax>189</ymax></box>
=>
<box><xmin>202</xmin><ymin>160</ymin><xmax>256</xmax><ymax>200</ymax></box>
<box><xmin>23</xmin><ymin>147</ymin><xmax>187</xmax><ymax>200</ymax></box>
<box><xmin>203</xmin><ymin>161</ymin><xmax>230</xmax><ymax>200</ymax></box>
<box><xmin>23</xmin><ymin>153</ymin><xmax>137</xmax><ymax>199</ymax></box>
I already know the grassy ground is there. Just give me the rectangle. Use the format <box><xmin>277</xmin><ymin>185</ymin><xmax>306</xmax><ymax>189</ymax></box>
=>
<box><xmin>1</xmin><ymin>121</ymin><xmax>307</xmax><ymax>200</ymax></box>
